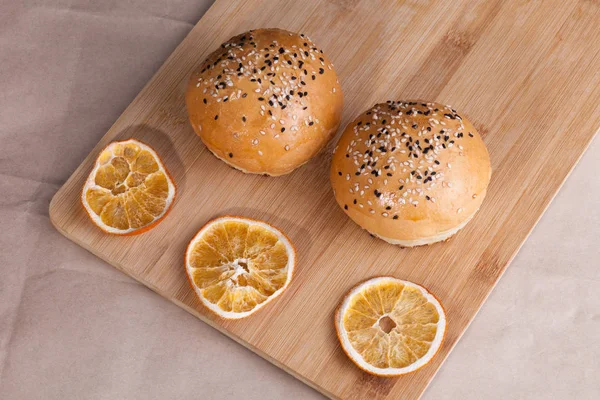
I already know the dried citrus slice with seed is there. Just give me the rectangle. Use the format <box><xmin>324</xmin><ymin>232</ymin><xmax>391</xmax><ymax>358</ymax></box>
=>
<box><xmin>335</xmin><ymin>277</ymin><xmax>446</xmax><ymax>376</ymax></box>
<box><xmin>185</xmin><ymin>216</ymin><xmax>295</xmax><ymax>319</ymax></box>
<box><xmin>81</xmin><ymin>139</ymin><xmax>176</xmax><ymax>235</ymax></box>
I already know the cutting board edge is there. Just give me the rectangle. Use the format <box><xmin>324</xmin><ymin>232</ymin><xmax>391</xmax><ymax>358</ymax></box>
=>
<box><xmin>45</xmin><ymin>0</ymin><xmax>600</xmax><ymax>396</ymax></box>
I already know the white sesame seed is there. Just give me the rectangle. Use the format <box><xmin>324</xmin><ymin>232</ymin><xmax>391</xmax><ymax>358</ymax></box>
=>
<box><xmin>285</xmin><ymin>145</ymin><xmax>290</xmax><ymax>151</ymax></box>
<box><xmin>457</xmin><ymin>208</ymin><xmax>463</xmax><ymax>213</ymax></box>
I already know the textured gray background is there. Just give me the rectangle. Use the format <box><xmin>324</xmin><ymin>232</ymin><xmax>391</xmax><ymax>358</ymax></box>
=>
<box><xmin>1</xmin><ymin>1</ymin><xmax>598</xmax><ymax>399</ymax></box>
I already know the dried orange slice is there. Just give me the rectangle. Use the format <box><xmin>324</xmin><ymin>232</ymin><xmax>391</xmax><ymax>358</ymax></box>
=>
<box><xmin>335</xmin><ymin>277</ymin><xmax>446</xmax><ymax>376</ymax></box>
<box><xmin>81</xmin><ymin>139</ymin><xmax>176</xmax><ymax>235</ymax></box>
<box><xmin>185</xmin><ymin>216</ymin><xmax>295</xmax><ymax>319</ymax></box>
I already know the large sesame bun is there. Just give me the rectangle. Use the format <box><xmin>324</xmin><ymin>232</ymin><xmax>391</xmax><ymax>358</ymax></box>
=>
<box><xmin>330</xmin><ymin>101</ymin><xmax>492</xmax><ymax>247</ymax></box>
<box><xmin>185</xmin><ymin>28</ymin><xmax>344</xmax><ymax>176</ymax></box>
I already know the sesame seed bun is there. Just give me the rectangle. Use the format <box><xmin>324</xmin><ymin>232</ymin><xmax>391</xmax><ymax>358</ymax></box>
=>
<box><xmin>185</xmin><ymin>28</ymin><xmax>344</xmax><ymax>176</ymax></box>
<box><xmin>330</xmin><ymin>101</ymin><xmax>491</xmax><ymax>246</ymax></box>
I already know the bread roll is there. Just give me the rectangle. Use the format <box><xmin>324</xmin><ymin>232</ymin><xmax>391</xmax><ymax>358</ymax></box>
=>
<box><xmin>330</xmin><ymin>101</ymin><xmax>491</xmax><ymax>246</ymax></box>
<box><xmin>185</xmin><ymin>28</ymin><xmax>344</xmax><ymax>176</ymax></box>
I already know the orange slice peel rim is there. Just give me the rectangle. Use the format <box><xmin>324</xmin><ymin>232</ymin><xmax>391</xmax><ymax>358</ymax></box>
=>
<box><xmin>80</xmin><ymin>138</ymin><xmax>176</xmax><ymax>235</ymax></box>
<box><xmin>185</xmin><ymin>215</ymin><xmax>296</xmax><ymax>320</ymax></box>
<box><xmin>335</xmin><ymin>276</ymin><xmax>447</xmax><ymax>376</ymax></box>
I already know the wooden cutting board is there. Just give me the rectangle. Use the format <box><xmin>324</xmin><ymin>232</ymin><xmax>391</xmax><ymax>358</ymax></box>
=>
<box><xmin>49</xmin><ymin>0</ymin><xmax>600</xmax><ymax>398</ymax></box>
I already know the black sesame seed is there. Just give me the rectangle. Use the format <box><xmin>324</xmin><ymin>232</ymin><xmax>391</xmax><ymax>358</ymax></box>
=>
<box><xmin>214</xmin><ymin>115</ymin><xmax>219</xmax><ymax>120</ymax></box>
<box><xmin>399</xmin><ymin>185</ymin><xmax>404</xmax><ymax>190</ymax></box>
<box><xmin>338</xmin><ymin>171</ymin><xmax>342</xmax><ymax>176</ymax></box>
<box><xmin>393</xmin><ymin>215</ymin><xmax>399</xmax><ymax>220</ymax></box>
<box><xmin>203</xmin><ymin>98</ymin><xmax>207</xmax><ymax>104</ymax></box>
<box><xmin>228</xmin><ymin>153</ymin><xmax>233</xmax><ymax>158</ymax></box>
<box><xmin>242</xmin><ymin>116</ymin><xmax>246</xmax><ymax>122</ymax></box>
<box><xmin>344</xmin><ymin>205</ymin><xmax>348</xmax><ymax>210</ymax></box>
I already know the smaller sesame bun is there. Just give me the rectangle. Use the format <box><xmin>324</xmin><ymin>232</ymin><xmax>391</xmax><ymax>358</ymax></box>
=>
<box><xmin>330</xmin><ymin>101</ymin><xmax>491</xmax><ymax>246</ymax></box>
<box><xmin>185</xmin><ymin>28</ymin><xmax>344</xmax><ymax>176</ymax></box>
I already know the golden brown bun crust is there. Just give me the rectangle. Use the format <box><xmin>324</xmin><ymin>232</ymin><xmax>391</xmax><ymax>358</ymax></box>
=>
<box><xmin>330</xmin><ymin>101</ymin><xmax>491</xmax><ymax>245</ymax></box>
<box><xmin>185</xmin><ymin>28</ymin><xmax>344</xmax><ymax>176</ymax></box>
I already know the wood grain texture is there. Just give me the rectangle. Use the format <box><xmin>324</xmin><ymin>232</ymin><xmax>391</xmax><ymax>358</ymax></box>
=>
<box><xmin>49</xmin><ymin>0</ymin><xmax>600</xmax><ymax>398</ymax></box>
